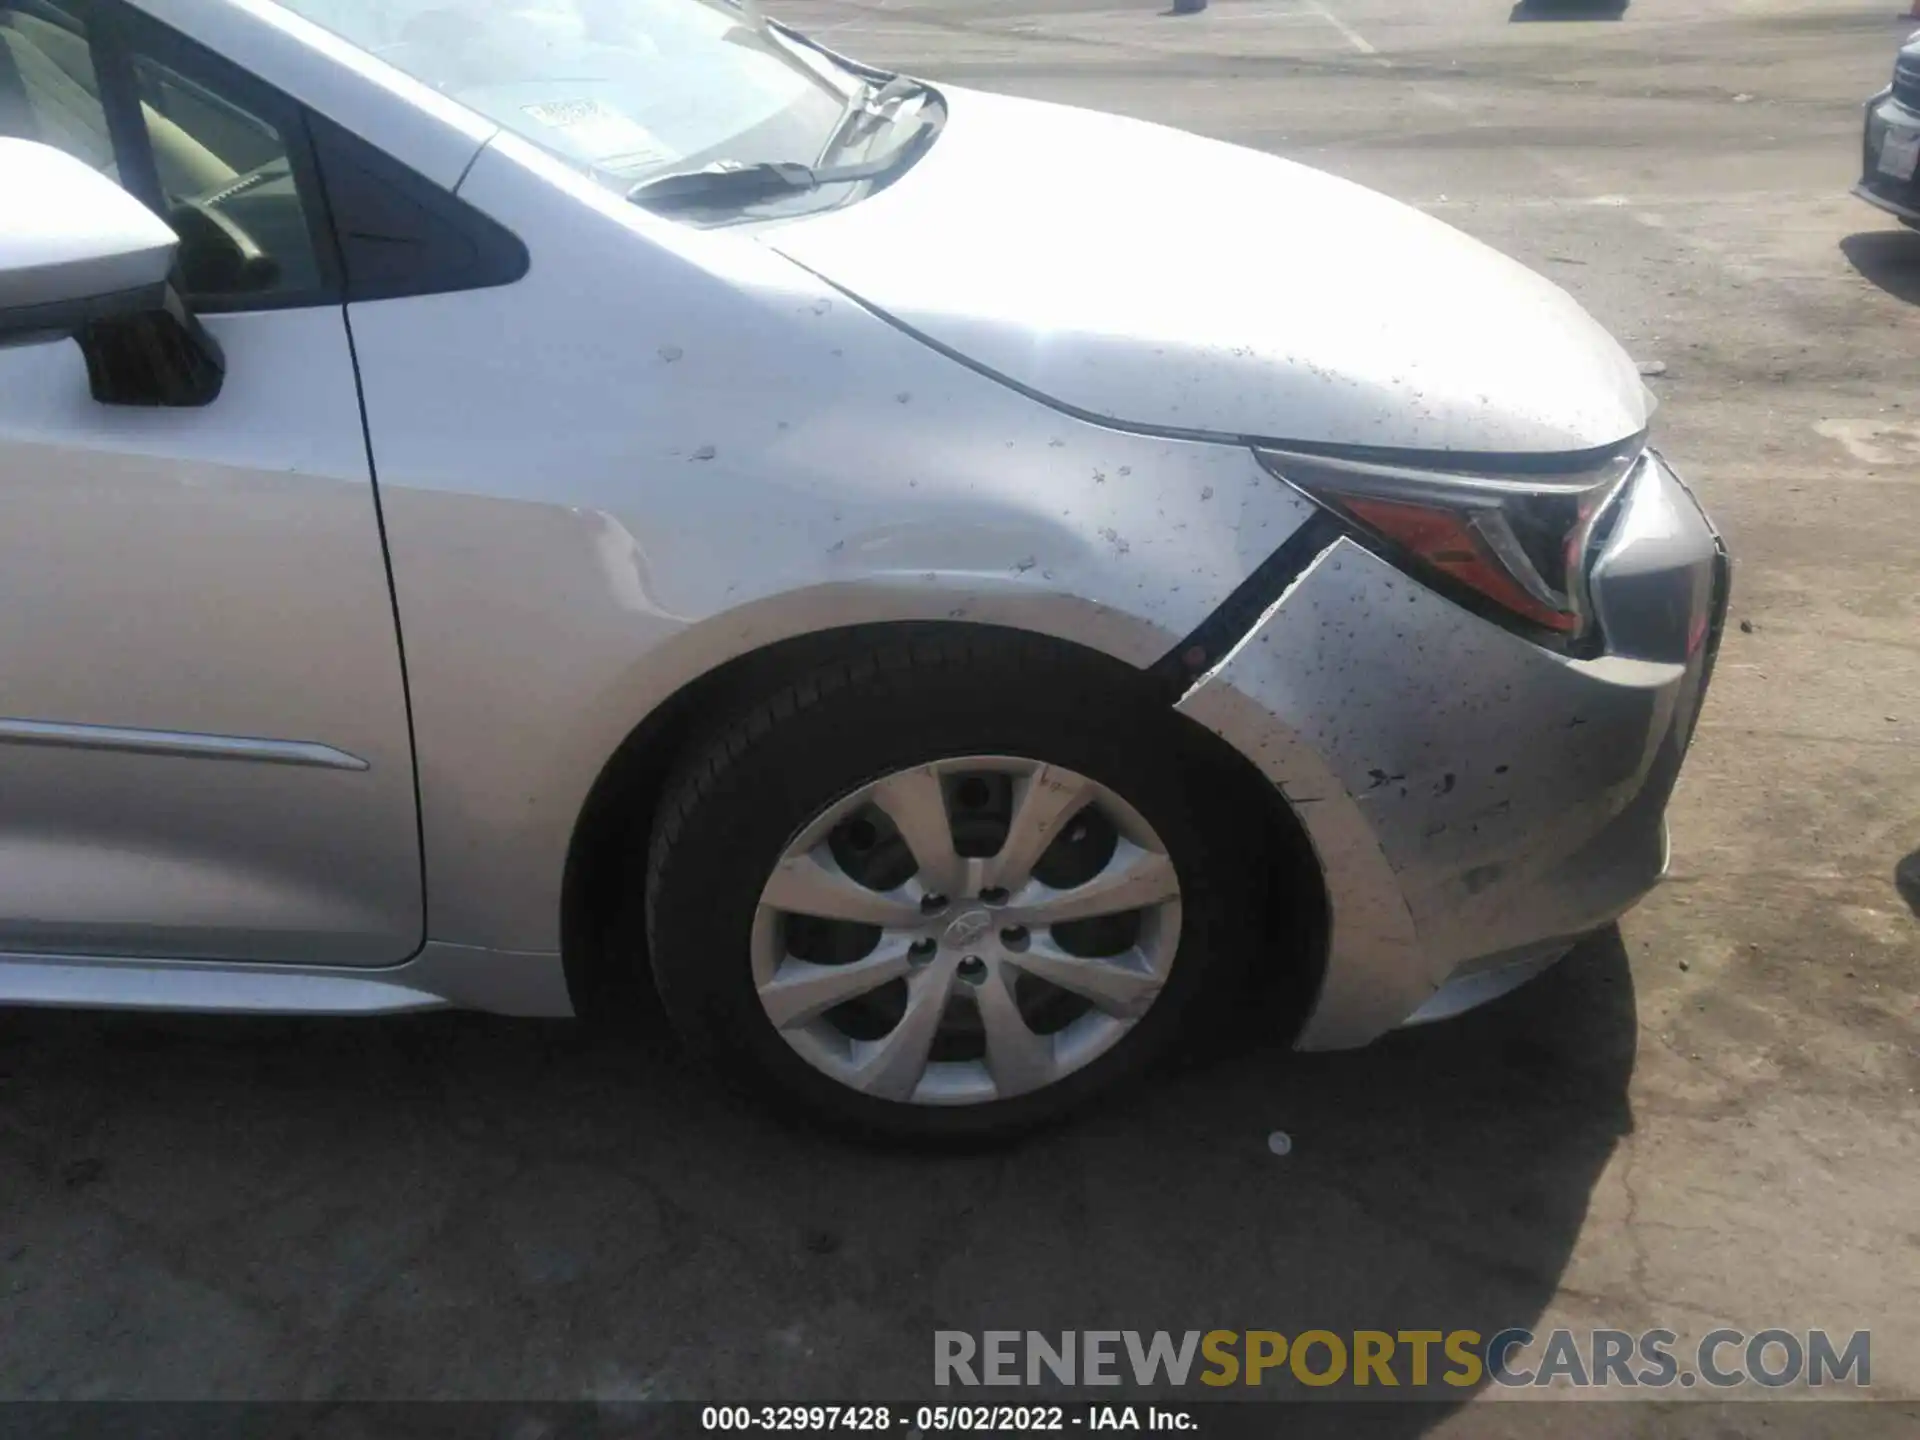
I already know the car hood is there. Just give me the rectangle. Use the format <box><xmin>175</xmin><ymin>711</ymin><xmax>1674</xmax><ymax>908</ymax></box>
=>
<box><xmin>765</xmin><ymin>86</ymin><xmax>1652</xmax><ymax>455</ymax></box>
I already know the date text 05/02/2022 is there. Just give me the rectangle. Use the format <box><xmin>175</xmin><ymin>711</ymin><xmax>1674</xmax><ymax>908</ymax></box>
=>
<box><xmin>700</xmin><ymin>1406</ymin><xmax>1193</xmax><ymax>1432</ymax></box>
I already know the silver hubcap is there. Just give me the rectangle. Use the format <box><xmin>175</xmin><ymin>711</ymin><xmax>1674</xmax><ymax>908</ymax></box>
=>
<box><xmin>750</xmin><ymin>757</ymin><xmax>1184</xmax><ymax>1106</ymax></box>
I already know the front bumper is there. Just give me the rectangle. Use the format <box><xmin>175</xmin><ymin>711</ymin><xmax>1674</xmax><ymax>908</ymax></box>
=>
<box><xmin>1177</xmin><ymin>451</ymin><xmax>1728</xmax><ymax>1048</ymax></box>
<box><xmin>1857</xmin><ymin>87</ymin><xmax>1920</xmax><ymax>223</ymax></box>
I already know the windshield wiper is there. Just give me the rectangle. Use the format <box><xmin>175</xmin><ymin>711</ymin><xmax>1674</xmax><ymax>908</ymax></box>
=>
<box><xmin>815</xmin><ymin>74</ymin><xmax>928</xmax><ymax>167</ymax></box>
<box><xmin>628</xmin><ymin>119</ymin><xmax>934</xmax><ymax>214</ymax></box>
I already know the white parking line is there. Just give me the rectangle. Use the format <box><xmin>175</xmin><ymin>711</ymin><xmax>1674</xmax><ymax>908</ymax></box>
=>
<box><xmin>1295</xmin><ymin>0</ymin><xmax>1771</xmax><ymax>281</ymax></box>
<box><xmin>1300</xmin><ymin>0</ymin><xmax>1381</xmax><ymax>57</ymax></box>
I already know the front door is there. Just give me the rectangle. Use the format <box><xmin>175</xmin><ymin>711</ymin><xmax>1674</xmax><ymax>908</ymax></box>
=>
<box><xmin>0</xmin><ymin>0</ymin><xmax>421</xmax><ymax>965</ymax></box>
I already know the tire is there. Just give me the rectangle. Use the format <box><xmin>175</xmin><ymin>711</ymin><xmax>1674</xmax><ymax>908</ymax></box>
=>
<box><xmin>641</xmin><ymin>628</ymin><xmax>1301</xmax><ymax>1145</ymax></box>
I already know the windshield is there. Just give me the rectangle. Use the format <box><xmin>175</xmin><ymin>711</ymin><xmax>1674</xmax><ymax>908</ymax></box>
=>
<box><xmin>274</xmin><ymin>0</ymin><xmax>862</xmax><ymax>191</ymax></box>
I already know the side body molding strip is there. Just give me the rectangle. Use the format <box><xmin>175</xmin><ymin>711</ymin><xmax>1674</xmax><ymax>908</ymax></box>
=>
<box><xmin>0</xmin><ymin>718</ymin><xmax>370</xmax><ymax>771</ymax></box>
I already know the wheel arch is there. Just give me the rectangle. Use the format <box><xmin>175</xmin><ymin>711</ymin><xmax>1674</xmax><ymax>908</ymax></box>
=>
<box><xmin>558</xmin><ymin>617</ymin><xmax>1329</xmax><ymax>1032</ymax></box>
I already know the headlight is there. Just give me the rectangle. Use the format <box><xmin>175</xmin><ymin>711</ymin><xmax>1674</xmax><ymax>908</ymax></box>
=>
<box><xmin>1254</xmin><ymin>444</ymin><xmax>1642</xmax><ymax>642</ymax></box>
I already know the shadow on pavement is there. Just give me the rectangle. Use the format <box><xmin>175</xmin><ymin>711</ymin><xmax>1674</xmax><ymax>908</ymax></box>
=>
<box><xmin>1842</xmin><ymin>228</ymin><xmax>1920</xmax><ymax>306</ymax></box>
<box><xmin>1509</xmin><ymin>0</ymin><xmax>1629</xmax><ymax>21</ymax></box>
<box><xmin>0</xmin><ymin>930</ymin><xmax>1639</xmax><ymax>1427</ymax></box>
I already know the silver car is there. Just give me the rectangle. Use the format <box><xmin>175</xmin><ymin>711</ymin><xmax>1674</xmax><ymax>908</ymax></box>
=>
<box><xmin>0</xmin><ymin>0</ymin><xmax>1728</xmax><ymax>1141</ymax></box>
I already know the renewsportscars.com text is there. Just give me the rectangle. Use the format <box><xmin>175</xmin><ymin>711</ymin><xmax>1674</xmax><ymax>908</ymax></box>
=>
<box><xmin>934</xmin><ymin>1329</ymin><xmax>1871</xmax><ymax>1391</ymax></box>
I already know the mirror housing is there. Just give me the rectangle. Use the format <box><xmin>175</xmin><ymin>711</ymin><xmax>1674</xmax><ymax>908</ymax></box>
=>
<box><xmin>0</xmin><ymin>138</ymin><xmax>178</xmax><ymax>341</ymax></box>
<box><xmin>0</xmin><ymin>138</ymin><xmax>225</xmax><ymax>405</ymax></box>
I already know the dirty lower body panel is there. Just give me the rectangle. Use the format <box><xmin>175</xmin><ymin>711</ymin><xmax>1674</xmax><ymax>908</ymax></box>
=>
<box><xmin>1180</xmin><ymin>451</ymin><xmax>1728</xmax><ymax>1049</ymax></box>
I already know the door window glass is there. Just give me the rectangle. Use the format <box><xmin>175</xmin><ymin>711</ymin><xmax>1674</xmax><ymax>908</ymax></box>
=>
<box><xmin>0</xmin><ymin>0</ymin><xmax>328</xmax><ymax>306</ymax></box>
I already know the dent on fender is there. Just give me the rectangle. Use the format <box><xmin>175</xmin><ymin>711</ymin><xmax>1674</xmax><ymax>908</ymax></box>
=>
<box><xmin>366</xmin><ymin>132</ymin><xmax>1331</xmax><ymax>950</ymax></box>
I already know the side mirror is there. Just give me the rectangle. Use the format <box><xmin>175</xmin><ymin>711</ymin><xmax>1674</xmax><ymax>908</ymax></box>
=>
<box><xmin>0</xmin><ymin>138</ymin><xmax>223</xmax><ymax>406</ymax></box>
<box><xmin>0</xmin><ymin>138</ymin><xmax>176</xmax><ymax>338</ymax></box>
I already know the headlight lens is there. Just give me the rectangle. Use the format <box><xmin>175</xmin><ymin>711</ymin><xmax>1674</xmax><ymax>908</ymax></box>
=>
<box><xmin>1254</xmin><ymin>445</ymin><xmax>1641</xmax><ymax>640</ymax></box>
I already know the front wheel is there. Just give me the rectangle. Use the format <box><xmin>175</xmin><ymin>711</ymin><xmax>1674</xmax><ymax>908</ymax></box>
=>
<box><xmin>641</xmin><ymin>631</ymin><xmax>1296</xmax><ymax>1144</ymax></box>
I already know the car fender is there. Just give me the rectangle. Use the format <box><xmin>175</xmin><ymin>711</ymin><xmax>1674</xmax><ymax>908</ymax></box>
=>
<box><xmin>364</xmin><ymin>134</ymin><xmax>1326</xmax><ymax>952</ymax></box>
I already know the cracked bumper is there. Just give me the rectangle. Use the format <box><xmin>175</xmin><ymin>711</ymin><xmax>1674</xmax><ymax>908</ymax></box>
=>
<box><xmin>1178</xmin><ymin>451</ymin><xmax>1728</xmax><ymax>1048</ymax></box>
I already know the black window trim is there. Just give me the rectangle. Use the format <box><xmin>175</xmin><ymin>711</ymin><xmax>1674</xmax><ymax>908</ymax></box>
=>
<box><xmin>303</xmin><ymin>108</ymin><xmax>532</xmax><ymax>305</ymax></box>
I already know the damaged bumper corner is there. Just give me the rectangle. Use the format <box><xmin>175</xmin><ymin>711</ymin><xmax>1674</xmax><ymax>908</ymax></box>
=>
<box><xmin>1177</xmin><ymin>450</ymin><xmax>1728</xmax><ymax>1049</ymax></box>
